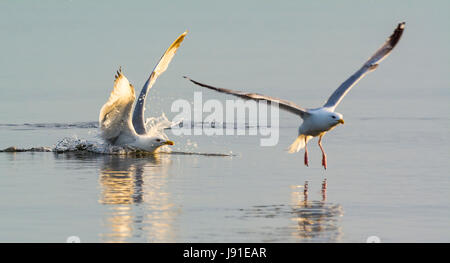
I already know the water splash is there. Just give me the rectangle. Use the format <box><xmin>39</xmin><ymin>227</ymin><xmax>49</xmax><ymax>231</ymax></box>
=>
<box><xmin>145</xmin><ymin>113</ymin><xmax>177</xmax><ymax>135</ymax></box>
<box><xmin>0</xmin><ymin>114</ymin><xmax>233</xmax><ymax>156</ymax></box>
<box><xmin>52</xmin><ymin>137</ymin><xmax>133</xmax><ymax>154</ymax></box>
<box><xmin>145</xmin><ymin>112</ymin><xmax>179</xmax><ymax>153</ymax></box>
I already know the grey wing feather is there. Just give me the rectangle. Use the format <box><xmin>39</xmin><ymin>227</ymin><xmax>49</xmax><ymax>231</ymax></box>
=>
<box><xmin>183</xmin><ymin>76</ymin><xmax>309</xmax><ymax>118</ymax></box>
<box><xmin>323</xmin><ymin>22</ymin><xmax>405</xmax><ymax>110</ymax></box>
<box><xmin>132</xmin><ymin>31</ymin><xmax>187</xmax><ymax>135</ymax></box>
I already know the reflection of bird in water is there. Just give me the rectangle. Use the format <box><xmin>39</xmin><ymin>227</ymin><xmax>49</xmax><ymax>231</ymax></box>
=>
<box><xmin>238</xmin><ymin>179</ymin><xmax>342</xmax><ymax>242</ymax></box>
<box><xmin>321</xmin><ymin>179</ymin><xmax>327</xmax><ymax>202</ymax></box>
<box><xmin>291</xmin><ymin>179</ymin><xmax>343</xmax><ymax>242</ymax></box>
<box><xmin>95</xmin><ymin>154</ymin><xmax>178</xmax><ymax>243</ymax></box>
<box><xmin>99</xmin><ymin>154</ymin><xmax>163</xmax><ymax>205</ymax></box>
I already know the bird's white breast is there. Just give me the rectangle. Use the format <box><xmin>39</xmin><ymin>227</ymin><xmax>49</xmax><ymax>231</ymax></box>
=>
<box><xmin>299</xmin><ymin>108</ymin><xmax>337</xmax><ymax>136</ymax></box>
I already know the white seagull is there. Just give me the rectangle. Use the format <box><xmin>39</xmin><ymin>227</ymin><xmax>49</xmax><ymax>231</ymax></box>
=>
<box><xmin>99</xmin><ymin>31</ymin><xmax>187</xmax><ymax>152</ymax></box>
<box><xmin>184</xmin><ymin>23</ymin><xmax>405</xmax><ymax>169</ymax></box>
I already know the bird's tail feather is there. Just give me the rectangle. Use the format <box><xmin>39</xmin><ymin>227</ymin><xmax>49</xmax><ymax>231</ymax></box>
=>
<box><xmin>287</xmin><ymin>135</ymin><xmax>311</xmax><ymax>153</ymax></box>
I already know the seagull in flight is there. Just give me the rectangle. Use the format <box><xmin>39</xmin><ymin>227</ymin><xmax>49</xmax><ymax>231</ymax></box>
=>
<box><xmin>184</xmin><ymin>23</ymin><xmax>405</xmax><ymax>169</ymax></box>
<box><xmin>99</xmin><ymin>31</ymin><xmax>187</xmax><ymax>152</ymax></box>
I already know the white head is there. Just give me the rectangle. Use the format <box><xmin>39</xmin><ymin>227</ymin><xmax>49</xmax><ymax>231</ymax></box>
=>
<box><xmin>327</xmin><ymin>112</ymin><xmax>345</xmax><ymax>127</ymax></box>
<box><xmin>132</xmin><ymin>135</ymin><xmax>174</xmax><ymax>152</ymax></box>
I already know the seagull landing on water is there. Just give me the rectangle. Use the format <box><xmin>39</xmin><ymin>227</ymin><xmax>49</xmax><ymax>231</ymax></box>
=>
<box><xmin>184</xmin><ymin>23</ymin><xmax>405</xmax><ymax>169</ymax></box>
<box><xmin>99</xmin><ymin>31</ymin><xmax>187</xmax><ymax>152</ymax></box>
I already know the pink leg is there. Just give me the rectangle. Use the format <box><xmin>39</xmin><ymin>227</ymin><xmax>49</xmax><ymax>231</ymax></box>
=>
<box><xmin>304</xmin><ymin>137</ymin><xmax>309</xmax><ymax>167</ymax></box>
<box><xmin>318</xmin><ymin>135</ymin><xmax>327</xmax><ymax>170</ymax></box>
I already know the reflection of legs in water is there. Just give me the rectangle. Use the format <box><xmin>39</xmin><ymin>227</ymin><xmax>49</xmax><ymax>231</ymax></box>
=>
<box><xmin>302</xmin><ymin>180</ymin><xmax>327</xmax><ymax>203</ymax></box>
<box><xmin>293</xmin><ymin>178</ymin><xmax>342</xmax><ymax>241</ymax></box>
<box><xmin>321</xmin><ymin>179</ymin><xmax>327</xmax><ymax>202</ymax></box>
<box><xmin>303</xmin><ymin>181</ymin><xmax>309</xmax><ymax>203</ymax></box>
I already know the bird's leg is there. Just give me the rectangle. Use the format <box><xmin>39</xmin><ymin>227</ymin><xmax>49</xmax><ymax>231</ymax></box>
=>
<box><xmin>304</xmin><ymin>137</ymin><xmax>309</xmax><ymax>167</ymax></box>
<box><xmin>318</xmin><ymin>135</ymin><xmax>327</xmax><ymax>169</ymax></box>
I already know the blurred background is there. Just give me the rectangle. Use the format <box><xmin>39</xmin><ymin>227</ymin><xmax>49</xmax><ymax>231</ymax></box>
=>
<box><xmin>1</xmin><ymin>0</ymin><xmax>448</xmax><ymax>124</ymax></box>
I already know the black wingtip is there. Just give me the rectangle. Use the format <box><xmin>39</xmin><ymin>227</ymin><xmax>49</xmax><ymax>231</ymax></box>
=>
<box><xmin>114</xmin><ymin>66</ymin><xmax>123</xmax><ymax>80</ymax></box>
<box><xmin>389</xmin><ymin>22</ymin><xmax>406</xmax><ymax>48</ymax></box>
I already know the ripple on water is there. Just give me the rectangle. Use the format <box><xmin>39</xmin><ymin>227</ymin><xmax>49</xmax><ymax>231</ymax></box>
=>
<box><xmin>233</xmin><ymin>180</ymin><xmax>343</xmax><ymax>242</ymax></box>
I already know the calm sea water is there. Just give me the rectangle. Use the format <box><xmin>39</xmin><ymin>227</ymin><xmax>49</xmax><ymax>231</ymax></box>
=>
<box><xmin>1</xmin><ymin>1</ymin><xmax>449</xmax><ymax>242</ymax></box>
<box><xmin>0</xmin><ymin>114</ymin><xmax>449</xmax><ymax>242</ymax></box>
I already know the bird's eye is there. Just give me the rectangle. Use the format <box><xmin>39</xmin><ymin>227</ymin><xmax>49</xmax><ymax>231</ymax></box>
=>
<box><xmin>331</xmin><ymin>116</ymin><xmax>336</xmax><ymax>119</ymax></box>
<box><xmin>156</xmin><ymin>139</ymin><xmax>161</xmax><ymax>142</ymax></box>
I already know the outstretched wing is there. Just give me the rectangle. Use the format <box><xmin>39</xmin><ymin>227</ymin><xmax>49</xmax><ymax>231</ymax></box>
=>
<box><xmin>132</xmin><ymin>31</ymin><xmax>188</xmax><ymax>135</ymax></box>
<box><xmin>323</xmin><ymin>22</ymin><xmax>405</xmax><ymax>110</ymax></box>
<box><xmin>99</xmin><ymin>69</ymin><xmax>136</xmax><ymax>144</ymax></box>
<box><xmin>183</xmin><ymin>76</ymin><xmax>309</xmax><ymax>118</ymax></box>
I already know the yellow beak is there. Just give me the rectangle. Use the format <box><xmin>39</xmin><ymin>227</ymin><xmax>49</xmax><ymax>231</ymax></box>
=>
<box><xmin>338</xmin><ymin>119</ymin><xmax>345</xmax><ymax>124</ymax></box>
<box><xmin>164</xmin><ymin>140</ymin><xmax>174</xmax><ymax>145</ymax></box>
